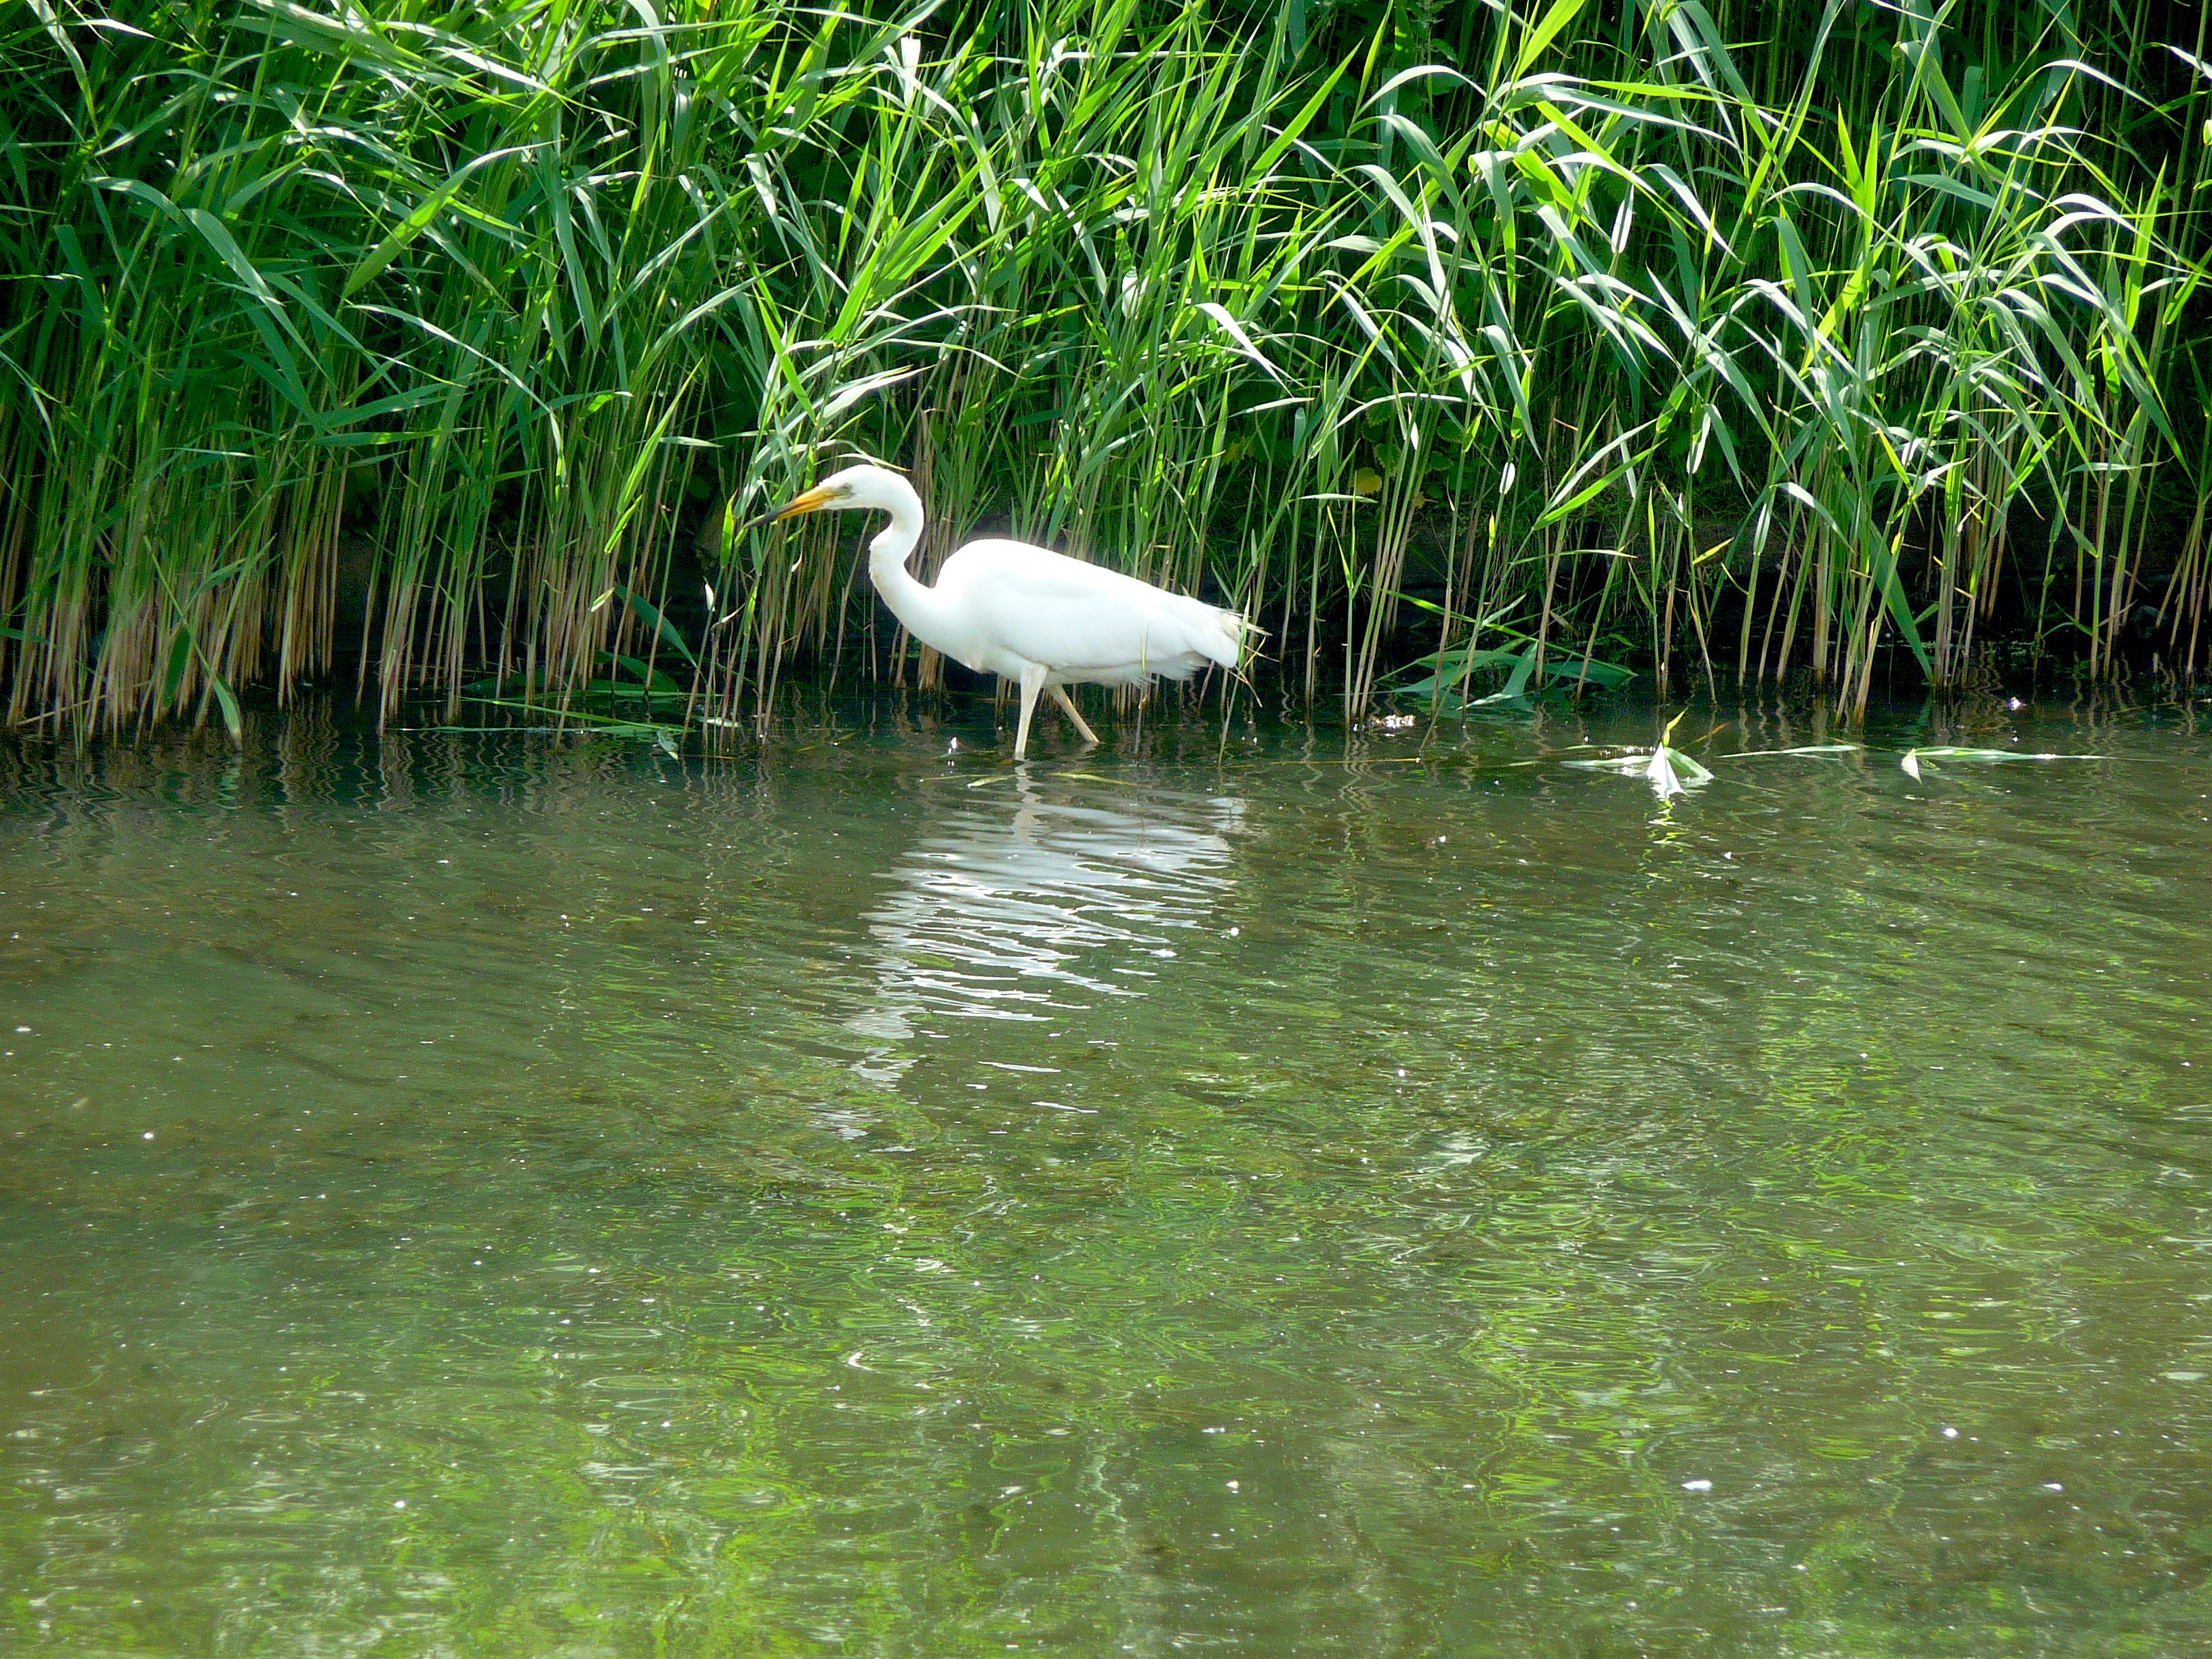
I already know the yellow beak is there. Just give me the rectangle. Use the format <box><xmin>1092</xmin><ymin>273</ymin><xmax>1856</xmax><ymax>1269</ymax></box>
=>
<box><xmin>744</xmin><ymin>483</ymin><xmax>842</xmax><ymax>531</ymax></box>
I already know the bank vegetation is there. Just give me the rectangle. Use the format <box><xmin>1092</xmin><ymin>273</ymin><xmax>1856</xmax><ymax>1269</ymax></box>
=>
<box><xmin>3</xmin><ymin>0</ymin><xmax>2207</xmax><ymax>735</ymax></box>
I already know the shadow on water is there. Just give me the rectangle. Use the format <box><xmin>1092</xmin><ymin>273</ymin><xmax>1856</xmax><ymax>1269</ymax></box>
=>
<box><xmin>1</xmin><ymin>689</ymin><xmax>2211</xmax><ymax>1656</ymax></box>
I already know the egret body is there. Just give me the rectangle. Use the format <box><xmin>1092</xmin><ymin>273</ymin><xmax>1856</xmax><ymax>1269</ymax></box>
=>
<box><xmin>762</xmin><ymin>464</ymin><xmax>1247</xmax><ymax>759</ymax></box>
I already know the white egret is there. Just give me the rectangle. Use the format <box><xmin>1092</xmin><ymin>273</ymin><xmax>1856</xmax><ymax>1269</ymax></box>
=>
<box><xmin>758</xmin><ymin>464</ymin><xmax>1249</xmax><ymax>760</ymax></box>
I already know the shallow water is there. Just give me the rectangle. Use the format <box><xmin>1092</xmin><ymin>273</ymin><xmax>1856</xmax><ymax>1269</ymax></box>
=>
<box><xmin>4</xmin><ymin>692</ymin><xmax>2212</xmax><ymax>1656</ymax></box>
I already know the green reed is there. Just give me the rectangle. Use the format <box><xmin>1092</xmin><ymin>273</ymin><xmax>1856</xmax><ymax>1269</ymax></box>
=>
<box><xmin>1</xmin><ymin>0</ymin><xmax>2203</xmax><ymax>735</ymax></box>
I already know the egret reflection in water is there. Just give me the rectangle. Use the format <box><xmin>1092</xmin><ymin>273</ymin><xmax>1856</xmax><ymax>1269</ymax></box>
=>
<box><xmin>843</xmin><ymin>774</ymin><xmax>1244</xmax><ymax>1081</ymax></box>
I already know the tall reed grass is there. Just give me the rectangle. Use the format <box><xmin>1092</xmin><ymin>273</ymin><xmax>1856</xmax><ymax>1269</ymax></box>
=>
<box><xmin>2</xmin><ymin>0</ymin><xmax>2205</xmax><ymax>735</ymax></box>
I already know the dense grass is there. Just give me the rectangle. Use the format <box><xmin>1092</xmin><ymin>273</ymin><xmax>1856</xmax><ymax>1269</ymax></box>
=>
<box><xmin>2</xmin><ymin>0</ymin><xmax>2206</xmax><ymax>735</ymax></box>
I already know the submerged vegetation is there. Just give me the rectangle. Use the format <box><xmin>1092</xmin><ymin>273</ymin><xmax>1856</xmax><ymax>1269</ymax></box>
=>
<box><xmin>3</xmin><ymin>0</ymin><xmax>2209</xmax><ymax>736</ymax></box>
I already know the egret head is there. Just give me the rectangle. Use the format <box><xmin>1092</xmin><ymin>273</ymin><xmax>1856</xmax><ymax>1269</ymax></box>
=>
<box><xmin>757</xmin><ymin>464</ymin><xmax>911</xmax><ymax>525</ymax></box>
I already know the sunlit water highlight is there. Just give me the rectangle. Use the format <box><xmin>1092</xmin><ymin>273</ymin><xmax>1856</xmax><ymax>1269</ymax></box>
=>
<box><xmin>4</xmin><ymin>694</ymin><xmax>2211</xmax><ymax>1656</ymax></box>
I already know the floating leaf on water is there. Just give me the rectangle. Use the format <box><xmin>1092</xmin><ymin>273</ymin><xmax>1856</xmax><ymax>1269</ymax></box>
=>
<box><xmin>1564</xmin><ymin>745</ymin><xmax>1713</xmax><ymax>798</ymax></box>
<box><xmin>1900</xmin><ymin>747</ymin><xmax>2104</xmax><ymax>779</ymax></box>
<box><xmin>1725</xmin><ymin>744</ymin><xmax>1864</xmax><ymax>759</ymax></box>
<box><xmin>1563</xmin><ymin>756</ymin><xmax>1641</xmax><ymax>773</ymax></box>
<box><xmin>1906</xmin><ymin>747</ymin><xmax>2105</xmax><ymax>761</ymax></box>
<box><xmin>1647</xmin><ymin>746</ymin><xmax>1713</xmax><ymax>798</ymax></box>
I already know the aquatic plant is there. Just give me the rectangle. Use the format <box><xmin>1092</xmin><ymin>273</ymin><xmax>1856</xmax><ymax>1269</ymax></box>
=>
<box><xmin>1</xmin><ymin>0</ymin><xmax>2203</xmax><ymax>736</ymax></box>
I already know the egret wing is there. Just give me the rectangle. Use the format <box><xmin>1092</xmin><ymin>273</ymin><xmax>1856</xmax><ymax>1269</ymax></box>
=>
<box><xmin>943</xmin><ymin>540</ymin><xmax>1236</xmax><ymax>676</ymax></box>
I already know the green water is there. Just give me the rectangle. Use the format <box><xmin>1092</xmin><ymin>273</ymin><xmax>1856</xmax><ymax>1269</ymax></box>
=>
<box><xmin>4</xmin><ymin>696</ymin><xmax>2211</xmax><ymax>1656</ymax></box>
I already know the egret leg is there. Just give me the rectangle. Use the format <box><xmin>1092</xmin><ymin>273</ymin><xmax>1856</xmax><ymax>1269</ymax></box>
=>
<box><xmin>1012</xmin><ymin>662</ymin><xmax>1047</xmax><ymax>760</ymax></box>
<box><xmin>1048</xmin><ymin>684</ymin><xmax>1099</xmax><ymax>745</ymax></box>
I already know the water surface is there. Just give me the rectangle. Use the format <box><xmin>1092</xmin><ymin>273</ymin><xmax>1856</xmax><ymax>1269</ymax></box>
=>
<box><xmin>4</xmin><ymin>693</ymin><xmax>2211</xmax><ymax>1656</ymax></box>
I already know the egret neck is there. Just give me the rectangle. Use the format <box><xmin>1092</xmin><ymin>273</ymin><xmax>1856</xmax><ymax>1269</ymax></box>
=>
<box><xmin>861</xmin><ymin>474</ymin><xmax>960</xmax><ymax>657</ymax></box>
